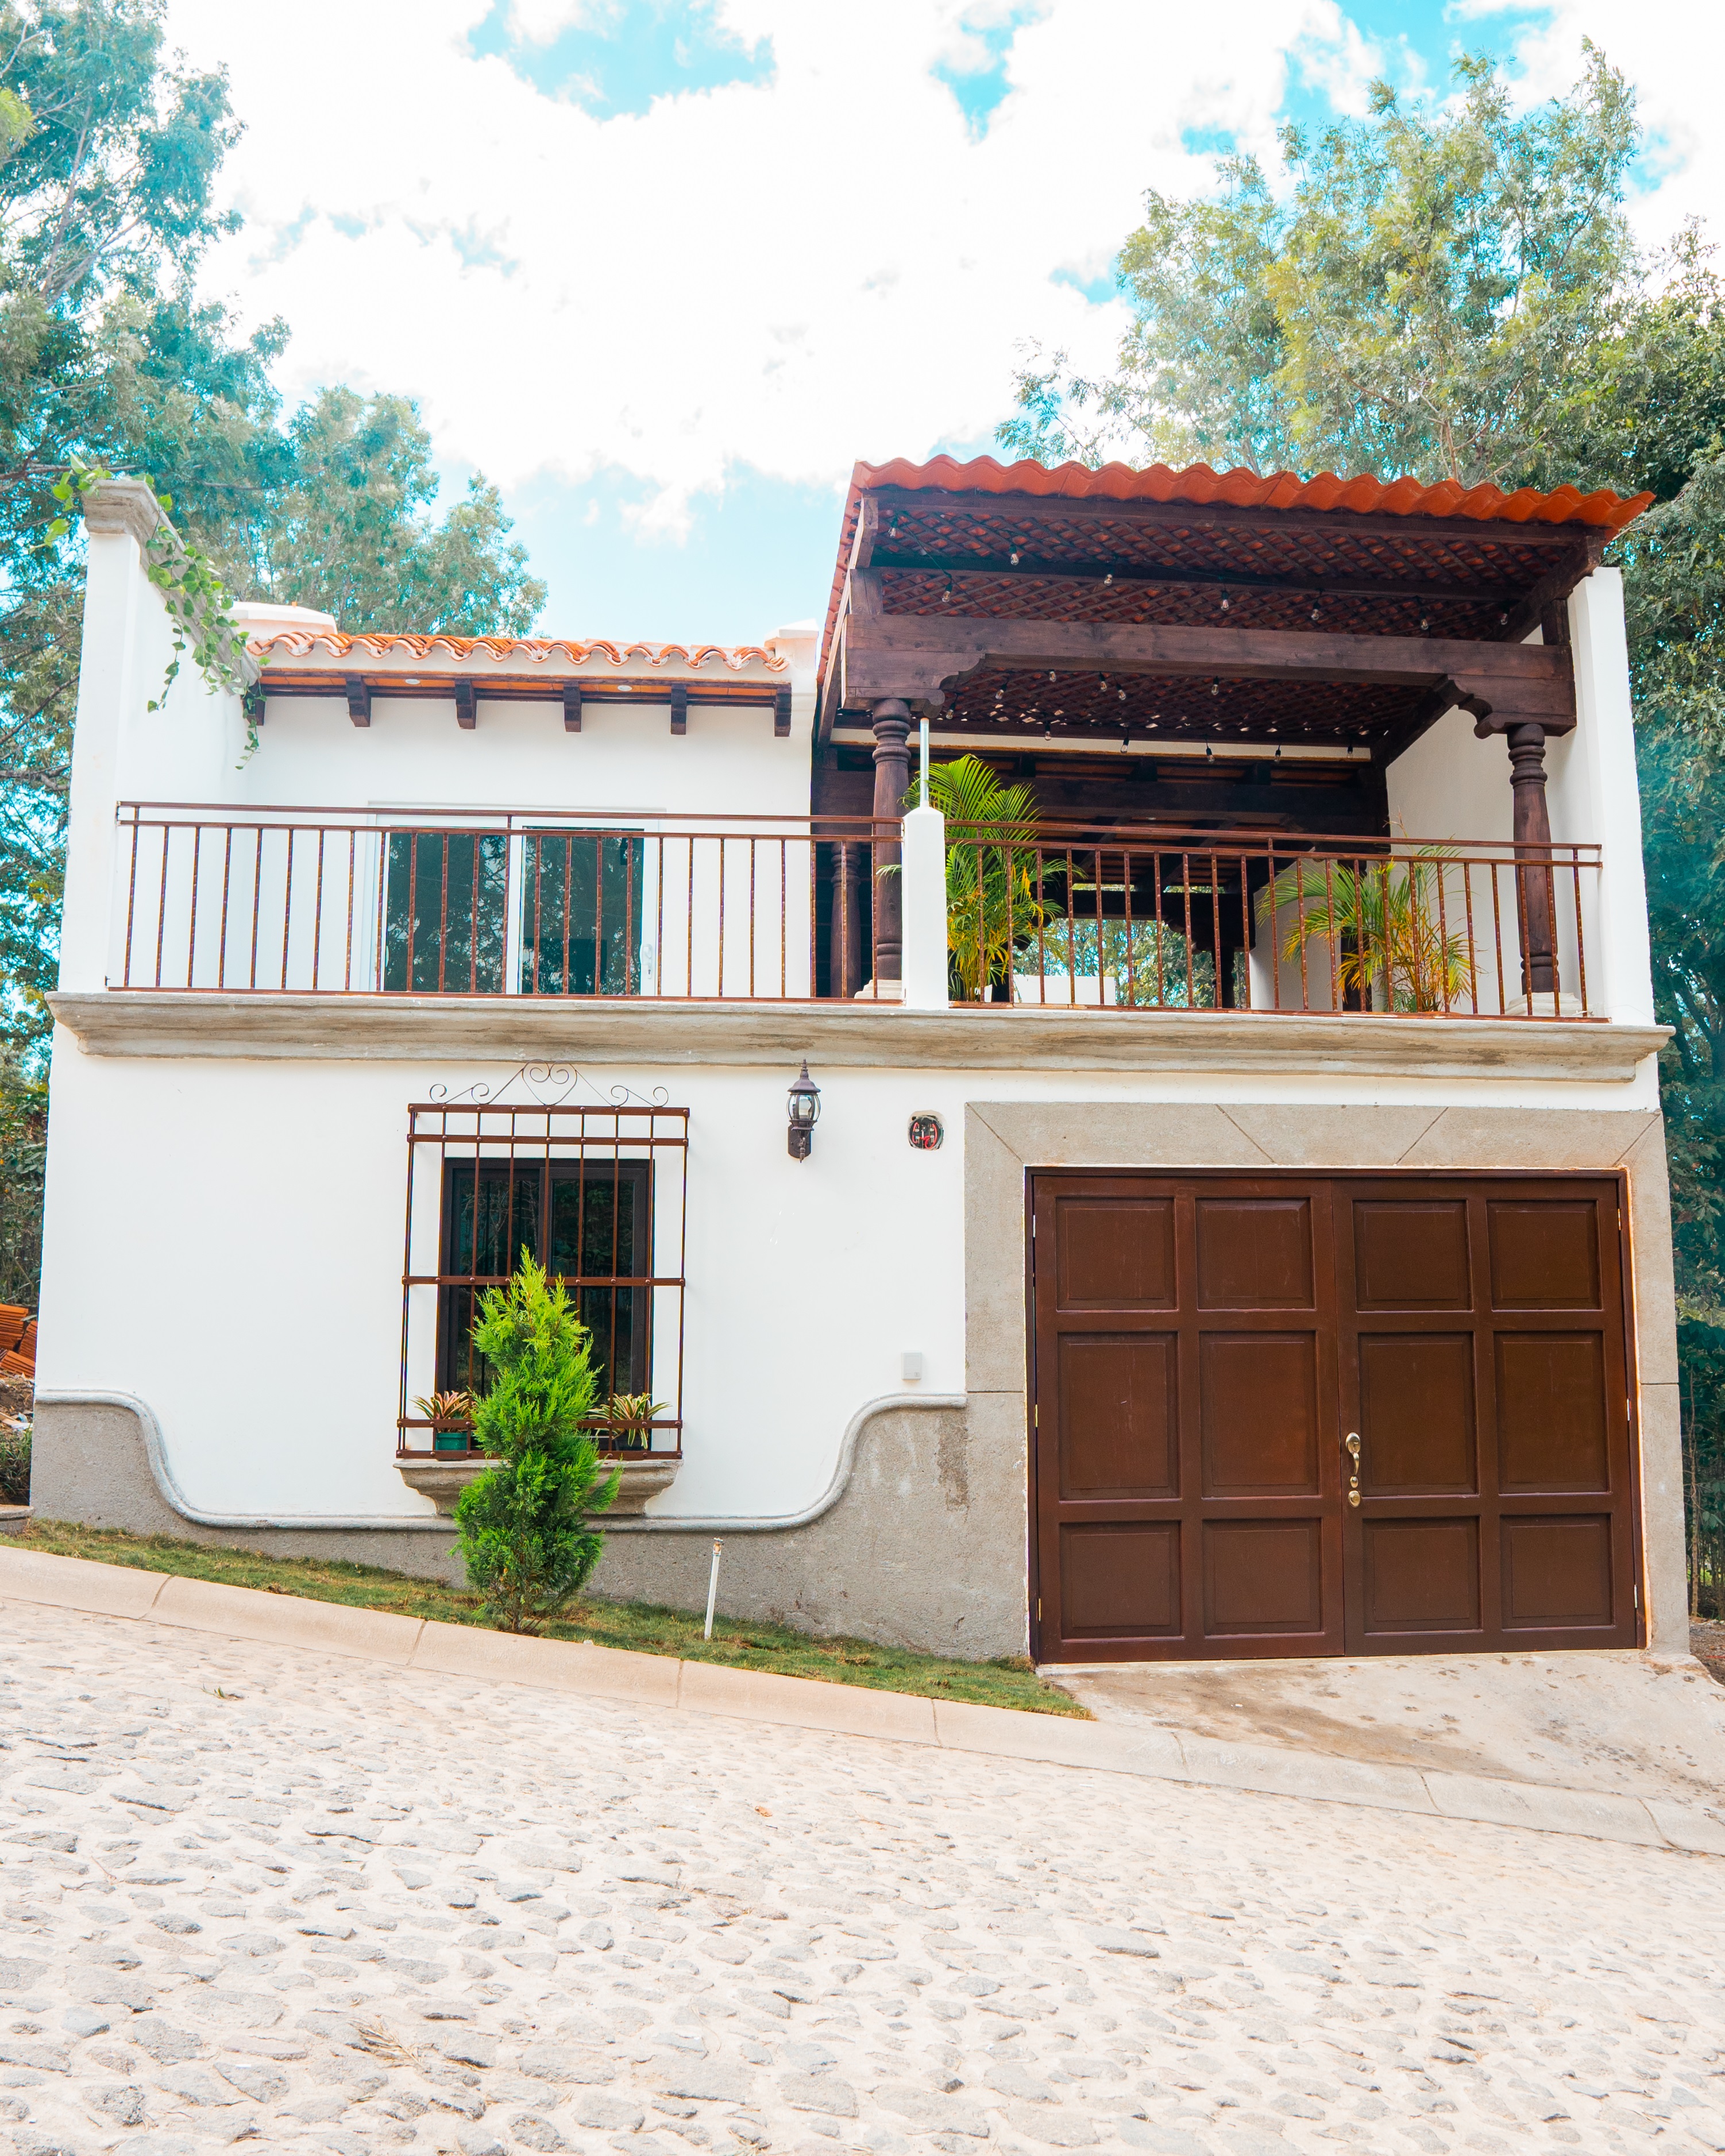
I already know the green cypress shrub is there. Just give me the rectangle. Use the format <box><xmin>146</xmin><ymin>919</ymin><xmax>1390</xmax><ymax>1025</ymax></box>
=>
<box><xmin>453</xmin><ymin>1252</ymin><xmax>620</xmax><ymax>1633</ymax></box>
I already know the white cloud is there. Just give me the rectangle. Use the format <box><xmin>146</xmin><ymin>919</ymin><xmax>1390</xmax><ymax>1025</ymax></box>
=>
<box><xmin>1454</xmin><ymin>2</ymin><xmax>1725</xmax><ymax>257</ymax></box>
<box><xmin>163</xmin><ymin>0</ymin><xmax>1358</xmax><ymax>534</ymax></box>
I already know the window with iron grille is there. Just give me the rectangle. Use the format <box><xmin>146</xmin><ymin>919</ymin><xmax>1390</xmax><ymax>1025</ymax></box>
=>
<box><xmin>400</xmin><ymin>1081</ymin><xmax>687</xmax><ymax>1460</ymax></box>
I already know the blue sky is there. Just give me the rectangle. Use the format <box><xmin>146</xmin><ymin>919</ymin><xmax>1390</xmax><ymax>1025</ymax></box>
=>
<box><xmin>176</xmin><ymin>1</ymin><xmax>1711</xmax><ymax>646</ymax></box>
<box><xmin>489</xmin><ymin>2</ymin><xmax>1532</xmax><ymax>642</ymax></box>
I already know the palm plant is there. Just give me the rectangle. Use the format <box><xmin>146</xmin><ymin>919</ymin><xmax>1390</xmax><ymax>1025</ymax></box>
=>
<box><xmin>1261</xmin><ymin>845</ymin><xmax>1476</xmax><ymax>1013</ymax></box>
<box><xmin>911</xmin><ymin>754</ymin><xmax>1046</xmax><ymax>1002</ymax></box>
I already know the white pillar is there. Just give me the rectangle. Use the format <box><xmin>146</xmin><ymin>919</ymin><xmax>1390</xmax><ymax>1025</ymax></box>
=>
<box><xmin>1567</xmin><ymin>569</ymin><xmax>1655</xmax><ymax>1025</ymax></box>
<box><xmin>900</xmin><ymin>803</ymin><xmax>950</xmax><ymax>1010</ymax></box>
<box><xmin>59</xmin><ymin>478</ymin><xmax>162</xmax><ymax>992</ymax></box>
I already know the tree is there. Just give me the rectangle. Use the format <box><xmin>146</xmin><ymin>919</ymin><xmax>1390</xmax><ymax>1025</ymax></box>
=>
<box><xmin>1000</xmin><ymin>44</ymin><xmax>1638</xmax><ymax>490</ymax></box>
<box><xmin>243</xmin><ymin>388</ymin><xmax>545</xmax><ymax>636</ymax></box>
<box><xmin>453</xmin><ymin>1254</ymin><xmax>620</xmax><ymax>1635</ymax></box>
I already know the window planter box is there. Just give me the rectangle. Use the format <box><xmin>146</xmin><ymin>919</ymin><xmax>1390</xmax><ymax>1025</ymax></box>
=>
<box><xmin>395</xmin><ymin>1454</ymin><xmax>678</xmax><ymax>1517</ymax></box>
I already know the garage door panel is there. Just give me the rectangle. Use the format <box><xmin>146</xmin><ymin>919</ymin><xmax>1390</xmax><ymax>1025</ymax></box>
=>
<box><xmin>1203</xmin><ymin>1521</ymin><xmax>1325</xmax><ymax>1637</ymax></box>
<box><xmin>1195</xmin><ymin>1197</ymin><xmax>1314</xmax><ymax>1309</ymax></box>
<box><xmin>1200</xmin><ymin>1333</ymin><xmax>1319</xmax><ymax>1495</ymax></box>
<box><xmin>1496</xmin><ymin>1333</ymin><xmax>1610</xmax><ymax>1492</ymax></box>
<box><xmin>1488</xmin><ymin>1200</ymin><xmax>1601</xmax><ymax>1309</ymax></box>
<box><xmin>1057</xmin><ymin>1334</ymin><xmax>1178</xmax><ymax>1499</ymax></box>
<box><xmin>1059</xmin><ymin>1523</ymin><xmax>1182</xmax><ymax>1639</ymax></box>
<box><xmin>1056</xmin><ymin>1196</ymin><xmax>1175</xmax><ymax>1311</ymax></box>
<box><xmin>1354</xmin><ymin>1200</ymin><xmax>1471</xmax><ymax>1310</ymax></box>
<box><xmin>1501</xmin><ymin>1515</ymin><xmax>1615</xmax><ymax>1630</ymax></box>
<box><xmin>1032</xmin><ymin>1172</ymin><xmax>1637</xmax><ymax>1663</ymax></box>
<box><xmin>1359</xmin><ymin>1334</ymin><xmax>1477</xmax><ymax>1494</ymax></box>
<box><xmin>1361</xmin><ymin>1519</ymin><xmax>1481</xmax><ymax>1634</ymax></box>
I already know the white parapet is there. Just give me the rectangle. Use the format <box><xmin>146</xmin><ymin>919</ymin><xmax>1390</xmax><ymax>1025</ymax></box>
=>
<box><xmin>900</xmin><ymin>803</ymin><xmax>950</xmax><ymax>1011</ymax></box>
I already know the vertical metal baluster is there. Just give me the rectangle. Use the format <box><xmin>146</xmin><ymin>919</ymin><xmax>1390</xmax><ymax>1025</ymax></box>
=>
<box><xmin>153</xmin><ymin>824</ymin><xmax>171</xmax><ymax>988</ymax></box>
<box><xmin>469</xmin><ymin>825</ymin><xmax>480</xmax><ymax>994</ymax></box>
<box><xmin>187</xmin><ymin>824</ymin><xmax>202</xmax><ymax>989</ymax></box>
<box><xmin>276</xmin><ymin>826</ymin><xmax>294</xmax><ymax>990</ymax></box>
<box><xmin>626</xmin><ymin>829</ymin><xmax>637</xmax><ymax>997</ymax></box>
<box><xmin>123</xmin><ymin>813</ymin><xmax>141</xmax><ymax>986</ymax></box>
<box><xmin>1434</xmin><ymin>848</ymin><xmax>1452</xmax><ymax>1015</ymax></box>
<box><xmin>312</xmin><ymin>828</ymin><xmax>326</xmax><ymax>990</ymax></box>
<box><xmin>685</xmin><ymin>834</ymin><xmax>694</xmax><ymax>996</ymax></box>
<box><xmin>345</xmin><ymin>828</ymin><xmax>355</xmax><ymax>991</ymax></box>
<box><xmin>1180</xmin><ymin>851</ymin><xmax>1194</xmax><ymax>1006</ymax></box>
<box><xmin>1322</xmin><ymin>856</ymin><xmax>1338</xmax><ymax>1012</ymax></box>
<box><xmin>716</xmin><ymin>833</ymin><xmax>726</xmax><ymax>999</ymax></box>
<box><xmin>595</xmin><ymin>830</ymin><xmax>608</xmax><ymax>996</ymax></box>
<box><xmin>1572</xmin><ymin>850</ymin><xmax>1588</xmax><ymax>1015</ymax></box>
<box><xmin>249</xmin><ymin>824</ymin><xmax>264</xmax><ymax>990</ymax></box>
<box><xmin>560</xmin><ymin>835</ymin><xmax>572</xmax><ymax>996</ymax></box>
<box><xmin>404</xmin><ymin>826</ymin><xmax>419</xmax><ymax>995</ymax></box>
<box><xmin>215</xmin><ymin>824</ymin><xmax>233</xmax><ymax>991</ymax></box>
<box><xmin>1489</xmin><ymin>861</ymin><xmax>1506</xmax><ymax>1015</ymax></box>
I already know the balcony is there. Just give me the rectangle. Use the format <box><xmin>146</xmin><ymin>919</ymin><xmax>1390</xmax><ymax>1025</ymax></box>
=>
<box><xmin>106</xmin><ymin>800</ymin><xmax>1602</xmax><ymax>1022</ymax></box>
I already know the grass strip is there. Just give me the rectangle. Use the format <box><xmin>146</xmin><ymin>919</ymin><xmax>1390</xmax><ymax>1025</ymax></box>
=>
<box><xmin>16</xmin><ymin>1519</ymin><xmax>1086</xmax><ymax>1718</ymax></box>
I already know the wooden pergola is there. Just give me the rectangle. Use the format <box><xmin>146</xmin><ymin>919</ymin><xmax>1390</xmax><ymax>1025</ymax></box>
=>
<box><xmin>813</xmin><ymin>455</ymin><xmax>1650</xmax><ymax>989</ymax></box>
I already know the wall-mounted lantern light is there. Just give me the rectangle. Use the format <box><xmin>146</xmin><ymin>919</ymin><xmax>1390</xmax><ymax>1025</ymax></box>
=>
<box><xmin>787</xmin><ymin>1061</ymin><xmax>821</xmax><ymax>1161</ymax></box>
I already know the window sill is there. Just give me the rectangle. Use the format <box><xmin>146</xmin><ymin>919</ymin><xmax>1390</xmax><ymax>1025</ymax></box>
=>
<box><xmin>395</xmin><ymin>1454</ymin><xmax>680</xmax><ymax>1517</ymax></box>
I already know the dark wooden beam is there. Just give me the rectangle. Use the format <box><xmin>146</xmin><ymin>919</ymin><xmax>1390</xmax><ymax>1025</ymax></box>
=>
<box><xmin>870</xmin><ymin>485</ymin><xmax>1593</xmax><ymax>552</ymax></box>
<box><xmin>774</xmin><ymin>686</ymin><xmax>792</xmax><ymax>737</ymax></box>
<box><xmin>1500</xmin><ymin>534</ymin><xmax>1604</xmax><ymax>643</ymax></box>
<box><xmin>344</xmin><ymin>674</ymin><xmax>371</xmax><ymax>728</ymax></box>
<box><xmin>874</xmin><ymin>551</ymin><xmax>1524</xmax><ymax>610</ymax></box>
<box><xmin>259</xmin><ymin>671</ymin><xmax>778</xmax><ymax>709</ymax></box>
<box><xmin>563</xmin><ymin>682</ymin><xmax>582</xmax><ymax>732</ymax></box>
<box><xmin>843</xmin><ymin>575</ymin><xmax>1576</xmax><ymax>729</ymax></box>
<box><xmin>670</xmin><ymin>684</ymin><xmax>688</xmax><ymax>736</ymax></box>
<box><xmin>453</xmin><ymin>679</ymin><xmax>477</xmax><ymax>730</ymax></box>
<box><xmin>850</xmin><ymin>494</ymin><xmax>878</xmax><ymax>572</ymax></box>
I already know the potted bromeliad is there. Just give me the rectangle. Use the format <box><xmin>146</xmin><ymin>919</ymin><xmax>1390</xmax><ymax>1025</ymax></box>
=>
<box><xmin>1258</xmin><ymin>844</ymin><xmax>1476</xmax><ymax>1013</ymax></box>
<box><xmin>910</xmin><ymin>753</ymin><xmax>1047</xmax><ymax>1002</ymax></box>
<box><xmin>597</xmin><ymin>1392</ymin><xmax>671</xmax><ymax>1452</ymax></box>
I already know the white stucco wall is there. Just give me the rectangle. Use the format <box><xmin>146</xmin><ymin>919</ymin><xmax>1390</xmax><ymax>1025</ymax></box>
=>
<box><xmin>34</xmin><ymin>1038</ymin><xmax>1660</xmax><ymax>1524</ymax></box>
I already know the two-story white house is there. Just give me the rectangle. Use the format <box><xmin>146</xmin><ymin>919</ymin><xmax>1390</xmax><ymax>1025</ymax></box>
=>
<box><xmin>32</xmin><ymin>456</ymin><xmax>1681</xmax><ymax>1669</ymax></box>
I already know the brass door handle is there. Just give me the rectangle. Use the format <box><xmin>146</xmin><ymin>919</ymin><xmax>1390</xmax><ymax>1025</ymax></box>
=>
<box><xmin>1344</xmin><ymin>1431</ymin><xmax>1361</xmax><ymax>1507</ymax></box>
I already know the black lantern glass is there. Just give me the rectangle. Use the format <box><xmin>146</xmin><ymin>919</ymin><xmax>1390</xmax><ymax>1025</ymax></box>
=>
<box><xmin>787</xmin><ymin>1061</ymin><xmax>821</xmax><ymax>1160</ymax></box>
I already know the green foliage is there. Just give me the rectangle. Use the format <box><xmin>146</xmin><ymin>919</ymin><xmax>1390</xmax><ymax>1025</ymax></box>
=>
<box><xmin>1262</xmin><ymin>849</ymin><xmax>1477</xmax><ymax>1014</ymax></box>
<box><xmin>453</xmin><ymin>1254</ymin><xmax>620</xmax><ymax>1636</ymax></box>
<box><xmin>1036</xmin><ymin>917</ymin><xmax>1218</xmax><ymax>1009</ymax></box>
<box><xmin>918</xmin><ymin>754</ymin><xmax>1044</xmax><ymax>1000</ymax></box>
<box><xmin>1001</xmin><ymin>45</ymin><xmax>1638</xmax><ymax>488</ymax></box>
<box><xmin>0</xmin><ymin>1423</ymin><xmax>28</xmax><ymax>1505</ymax></box>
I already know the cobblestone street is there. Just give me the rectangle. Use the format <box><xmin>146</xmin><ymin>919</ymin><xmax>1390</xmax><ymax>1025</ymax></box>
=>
<box><xmin>0</xmin><ymin>1598</ymin><xmax>1720</xmax><ymax>2156</ymax></box>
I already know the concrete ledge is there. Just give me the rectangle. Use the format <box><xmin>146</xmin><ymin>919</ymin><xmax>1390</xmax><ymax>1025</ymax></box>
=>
<box><xmin>48</xmin><ymin>989</ymin><xmax>1669</xmax><ymax>1083</ymax></box>
<box><xmin>1</xmin><ymin>1545</ymin><xmax>1718</xmax><ymax>1858</ymax></box>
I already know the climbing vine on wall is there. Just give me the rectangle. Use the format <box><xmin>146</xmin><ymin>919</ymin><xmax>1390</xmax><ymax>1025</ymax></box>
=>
<box><xmin>49</xmin><ymin>460</ymin><xmax>259</xmax><ymax>744</ymax></box>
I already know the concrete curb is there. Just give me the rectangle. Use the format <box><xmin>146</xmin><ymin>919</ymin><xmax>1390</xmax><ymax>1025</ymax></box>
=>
<box><xmin>2</xmin><ymin>1545</ymin><xmax>1720</xmax><ymax>1857</ymax></box>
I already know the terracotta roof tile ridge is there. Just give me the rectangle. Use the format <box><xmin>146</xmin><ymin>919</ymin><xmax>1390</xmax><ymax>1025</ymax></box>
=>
<box><xmin>252</xmin><ymin>630</ymin><xmax>789</xmax><ymax>672</ymax></box>
<box><xmin>848</xmin><ymin>452</ymin><xmax>1652</xmax><ymax>530</ymax></box>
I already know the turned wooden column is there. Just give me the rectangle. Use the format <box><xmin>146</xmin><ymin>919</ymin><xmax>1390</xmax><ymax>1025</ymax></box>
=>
<box><xmin>870</xmin><ymin>698</ymin><xmax>912</xmax><ymax>983</ymax></box>
<box><xmin>1506</xmin><ymin>721</ymin><xmax>1557</xmax><ymax>996</ymax></box>
<box><xmin>827</xmin><ymin>840</ymin><xmax>863</xmax><ymax>999</ymax></box>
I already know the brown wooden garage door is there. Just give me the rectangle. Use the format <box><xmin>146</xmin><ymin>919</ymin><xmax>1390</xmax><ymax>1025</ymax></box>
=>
<box><xmin>1029</xmin><ymin>1172</ymin><xmax>1639</xmax><ymax>1663</ymax></box>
